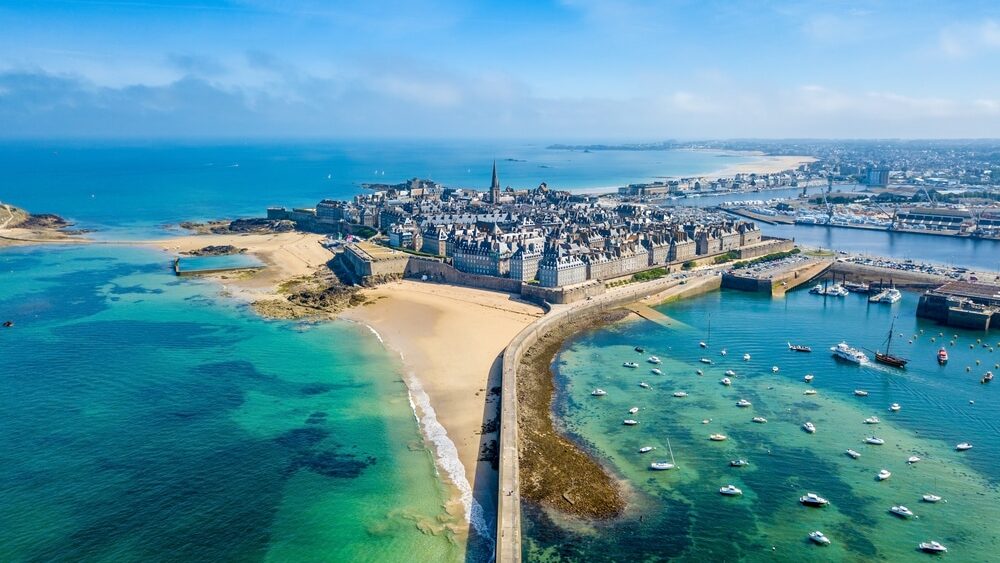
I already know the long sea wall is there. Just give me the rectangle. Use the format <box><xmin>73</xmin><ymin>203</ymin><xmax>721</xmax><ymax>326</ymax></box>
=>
<box><xmin>495</xmin><ymin>273</ymin><xmax>721</xmax><ymax>562</ymax></box>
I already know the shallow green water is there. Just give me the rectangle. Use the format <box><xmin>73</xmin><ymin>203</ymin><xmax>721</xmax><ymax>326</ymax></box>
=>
<box><xmin>0</xmin><ymin>245</ymin><xmax>463</xmax><ymax>562</ymax></box>
<box><xmin>524</xmin><ymin>289</ymin><xmax>1000</xmax><ymax>561</ymax></box>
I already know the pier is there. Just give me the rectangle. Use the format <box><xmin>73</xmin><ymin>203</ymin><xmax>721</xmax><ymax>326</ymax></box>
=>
<box><xmin>624</xmin><ymin>303</ymin><xmax>675</xmax><ymax>327</ymax></box>
<box><xmin>721</xmin><ymin>257</ymin><xmax>833</xmax><ymax>295</ymax></box>
<box><xmin>917</xmin><ymin>280</ymin><xmax>1000</xmax><ymax>331</ymax></box>
<box><xmin>497</xmin><ymin>273</ymin><xmax>721</xmax><ymax>562</ymax></box>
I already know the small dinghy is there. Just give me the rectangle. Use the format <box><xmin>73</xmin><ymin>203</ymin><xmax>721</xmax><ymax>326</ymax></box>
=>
<box><xmin>638</xmin><ymin>446</ymin><xmax>654</xmax><ymax>454</ymax></box>
<box><xmin>673</xmin><ymin>391</ymin><xmax>688</xmax><ymax>398</ymax></box>
<box><xmin>623</xmin><ymin>419</ymin><xmax>639</xmax><ymax>426</ymax></box>
<box><xmin>591</xmin><ymin>389</ymin><xmax>607</xmax><ymax>396</ymax></box>
<box><xmin>846</xmin><ymin>449</ymin><xmax>861</xmax><ymax>459</ymax></box>
<box><xmin>709</xmin><ymin>434</ymin><xmax>727</xmax><ymax>441</ymax></box>
<box><xmin>752</xmin><ymin>416</ymin><xmax>767</xmax><ymax>424</ymax></box>
<box><xmin>877</xmin><ymin>469</ymin><xmax>891</xmax><ymax>481</ymax></box>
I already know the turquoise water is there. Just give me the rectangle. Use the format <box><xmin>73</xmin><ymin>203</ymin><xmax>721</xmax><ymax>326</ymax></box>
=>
<box><xmin>0</xmin><ymin>245</ymin><xmax>464</xmax><ymax>562</ymax></box>
<box><xmin>0</xmin><ymin>141</ymin><xmax>752</xmax><ymax>237</ymax></box>
<box><xmin>177</xmin><ymin>254</ymin><xmax>264</xmax><ymax>271</ymax></box>
<box><xmin>524</xmin><ymin>289</ymin><xmax>1000</xmax><ymax>561</ymax></box>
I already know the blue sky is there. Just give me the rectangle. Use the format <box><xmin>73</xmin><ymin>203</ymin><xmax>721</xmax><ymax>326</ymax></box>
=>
<box><xmin>1</xmin><ymin>0</ymin><xmax>998</xmax><ymax>139</ymax></box>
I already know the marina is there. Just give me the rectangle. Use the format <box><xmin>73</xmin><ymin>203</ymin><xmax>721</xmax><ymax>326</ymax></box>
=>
<box><xmin>524</xmin><ymin>286</ymin><xmax>1000</xmax><ymax>561</ymax></box>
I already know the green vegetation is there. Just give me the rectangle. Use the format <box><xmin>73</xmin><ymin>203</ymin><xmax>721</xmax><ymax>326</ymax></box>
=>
<box><xmin>349</xmin><ymin>225</ymin><xmax>378</xmax><ymax>239</ymax></box>
<box><xmin>681</xmin><ymin>260</ymin><xmax>696</xmax><ymax>270</ymax></box>
<box><xmin>632</xmin><ymin>267</ymin><xmax>668</xmax><ymax>282</ymax></box>
<box><xmin>713</xmin><ymin>251</ymin><xmax>739</xmax><ymax>265</ymax></box>
<box><xmin>731</xmin><ymin>248</ymin><xmax>801</xmax><ymax>270</ymax></box>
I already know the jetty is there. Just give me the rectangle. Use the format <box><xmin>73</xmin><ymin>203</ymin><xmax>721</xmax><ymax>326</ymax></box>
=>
<box><xmin>624</xmin><ymin>303</ymin><xmax>675</xmax><ymax>328</ymax></box>
<box><xmin>497</xmin><ymin>273</ymin><xmax>721</xmax><ymax>562</ymax></box>
<box><xmin>721</xmin><ymin>257</ymin><xmax>833</xmax><ymax>295</ymax></box>
<box><xmin>917</xmin><ymin>280</ymin><xmax>1000</xmax><ymax>331</ymax></box>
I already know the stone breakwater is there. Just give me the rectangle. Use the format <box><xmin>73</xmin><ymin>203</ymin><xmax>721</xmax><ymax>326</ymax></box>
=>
<box><xmin>496</xmin><ymin>273</ymin><xmax>722</xmax><ymax>562</ymax></box>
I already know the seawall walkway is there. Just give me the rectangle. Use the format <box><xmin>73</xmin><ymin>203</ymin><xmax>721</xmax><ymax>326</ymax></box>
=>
<box><xmin>495</xmin><ymin>272</ymin><xmax>722</xmax><ymax>562</ymax></box>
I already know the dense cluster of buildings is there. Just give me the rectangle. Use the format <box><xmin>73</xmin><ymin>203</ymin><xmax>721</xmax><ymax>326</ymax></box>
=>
<box><xmin>268</xmin><ymin>163</ymin><xmax>788</xmax><ymax>291</ymax></box>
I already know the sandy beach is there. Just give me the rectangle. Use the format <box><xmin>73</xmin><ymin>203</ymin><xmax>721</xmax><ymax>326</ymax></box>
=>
<box><xmin>341</xmin><ymin>280</ymin><xmax>544</xmax><ymax>541</ymax></box>
<box><xmin>151</xmin><ymin>231</ymin><xmax>334</xmax><ymax>303</ymax></box>
<box><xmin>704</xmin><ymin>152</ymin><xmax>817</xmax><ymax>179</ymax></box>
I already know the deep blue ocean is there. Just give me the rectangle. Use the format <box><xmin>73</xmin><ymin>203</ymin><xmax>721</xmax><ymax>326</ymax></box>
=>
<box><xmin>0</xmin><ymin>140</ymin><xmax>751</xmax><ymax>239</ymax></box>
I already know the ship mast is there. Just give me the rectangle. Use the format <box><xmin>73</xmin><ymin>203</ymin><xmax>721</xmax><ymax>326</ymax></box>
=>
<box><xmin>885</xmin><ymin>315</ymin><xmax>896</xmax><ymax>355</ymax></box>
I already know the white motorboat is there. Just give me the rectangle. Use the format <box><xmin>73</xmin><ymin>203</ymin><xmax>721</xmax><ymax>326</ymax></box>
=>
<box><xmin>650</xmin><ymin>461</ymin><xmax>675</xmax><ymax>470</ymax></box>
<box><xmin>854</xmin><ymin>389</ymin><xmax>869</xmax><ymax>397</ymax></box>
<box><xmin>803</xmin><ymin>422</ymin><xmax>816</xmax><ymax>433</ymax></box>
<box><xmin>922</xmin><ymin>494</ymin><xmax>942</xmax><ymax>503</ymax></box>
<box><xmin>647</xmin><ymin>356</ymin><xmax>661</xmax><ymax>364</ymax></box>
<box><xmin>956</xmin><ymin>442</ymin><xmax>973</xmax><ymax>451</ymax></box>
<box><xmin>799</xmin><ymin>493</ymin><xmax>829</xmax><ymax>507</ymax></box>
<box><xmin>890</xmin><ymin>505</ymin><xmax>915</xmax><ymax>518</ymax></box>
<box><xmin>877</xmin><ymin>469</ymin><xmax>891</xmax><ymax>481</ymax></box>
<box><xmin>709</xmin><ymin>434</ymin><xmax>727</xmax><ymax>441</ymax></box>
<box><xmin>720</xmin><ymin>349</ymin><xmax>727</xmax><ymax>356</ymax></box>
<box><xmin>831</xmin><ymin>341</ymin><xmax>868</xmax><ymax>363</ymax></box>
<box><xmin>591</xmin><ymin>389</ymin><xmax>607</xmax><ymax>396</ymax></box>
<box><xmin>638</xmin><ymin>446</ymin><xmax>655</xmax><ymax>453</ymax></box>
<box><xmin>864</xmin><ymin>416</ymin><xmax>880</xmax><ymax>424</ymax></box>
<box><xmin>865</xmin><ymin>436</ymin><xmax>885</xmax><ymax>445</ymax></box>
<box><xmin>623</xmin><ymin>419</ymin><xmax>639</xmax><ymax>426</ymax></box>
<box><xmin>804</xmin><ymin>374</ymin><xmax>814</xmax><ymax>382</ymax></box>
<box><xmin>651</xmin><ymin>368</ymin><xmax>663</xmax><ymax>375</ymax></box>
<box><xmin>846</xmin><ymin>449</ymin><xmax>861</xmax><ymax>459</ymax></box>
<box><xmin>803</xmin><ymin>389</ymin><xmax>817</xmax><ymax>395</ymax></box>
<box><xmin>700</xmin><ymin>358</ymin><xmax>713</xmax><ymax>365</ymax></box>
<box><xmin>623</xmin><ymin>361</ymin><xmax>639</xmax><ymax>368</ymax></box>
<box><xmin>730</xmin><ymin>459</ymin><xmax>749</xmax><ymax>467</ymax></box>
<box><xmin>752</xmin><ymin>416</ymin><xmax>767</xmax><ymax>424</ymax></box>
<box><xmin>725</xmin><ymin>369</ymin><xmax>736</xmax><ymax>376</ymax></box>
<box><xmin>809</xmin><ymin>284</ymin><xmax>824</xmax><ymax>294</ymax></box>
<box><xmin>736</xmin><ymin>399</ymin><xmax>752</xmax><ymax>408</ymax></box>
<box><xmin>699</xmin><ymin>341</ymin><xmax>707</xmax><ymax>348</ymax></box>
<box><xmin>919</xmin><ymin>541</ymin><xmax>947</xmax><ymax>553</ymax></box>
<box><xmin>889</xmin><ymin>403</ymin><xmax>901</xmax><ymax>412</ymax></box>
<box><xmin>743</xmin><ymin>353</ymin><xmax>751</xmax><ymax>361</ymax></box>
<box><xmin>695</xmin><ymin>369</ymin><xmax>704</xmax><ymax>375</ymax></box>
<box><xmin>809</xmin><ymin>531</ymin><xmax>831</xmax><ymax>545</ymax></box>
<box><xmin>771</xmin><ymin>366</ymin><xmax>780</xmax><ymax>373</ymax></box>
<box><xmin>628</xmin><ymin>407</ymin><xmax>639</xmax><ymax>414</ymax></box>
<box><xmin>908</xmin><ymin>456</ymin><xmax>921</xmax><ymax>464</ymax></box>
<box><xmin>720</xmin><ymin>377</ymin><xmax>732</xmax><ymax>386</ymax></box>
<box><xmin>879</xmin><ymin>288</ymin><xmax>902</xmax><ymax>304</ymax></box>
<box><xmin>719</xmin><ymin>484</ymin><xmax>743</xmax><ymax>496</ymax></box>
<box><xmin>825</xmin><ymin>284</ymin><xmax>849</xmax><ymax>297</ymax></box>
<box><xmin>639</xmin><ymin>382</ymin><xmax>650</xmax><ymax>389</ymax></box>
<box><xmin>673</xmin><ymin>391</ymin><xmax>688</xmax><ymax>397</ymax></box>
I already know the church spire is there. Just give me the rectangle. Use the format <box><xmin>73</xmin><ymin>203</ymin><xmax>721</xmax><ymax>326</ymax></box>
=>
<box><xmin>490</xmin><ymin>160</ymin><xmax>501</xmax><ymax>203</ymax></box>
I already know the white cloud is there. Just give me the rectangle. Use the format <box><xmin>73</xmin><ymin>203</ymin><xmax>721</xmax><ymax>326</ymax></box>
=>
<box><xmin>938</xmin><ymin>19</ymin><xmax>1000</xmax><ymax>57</ymax></box>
